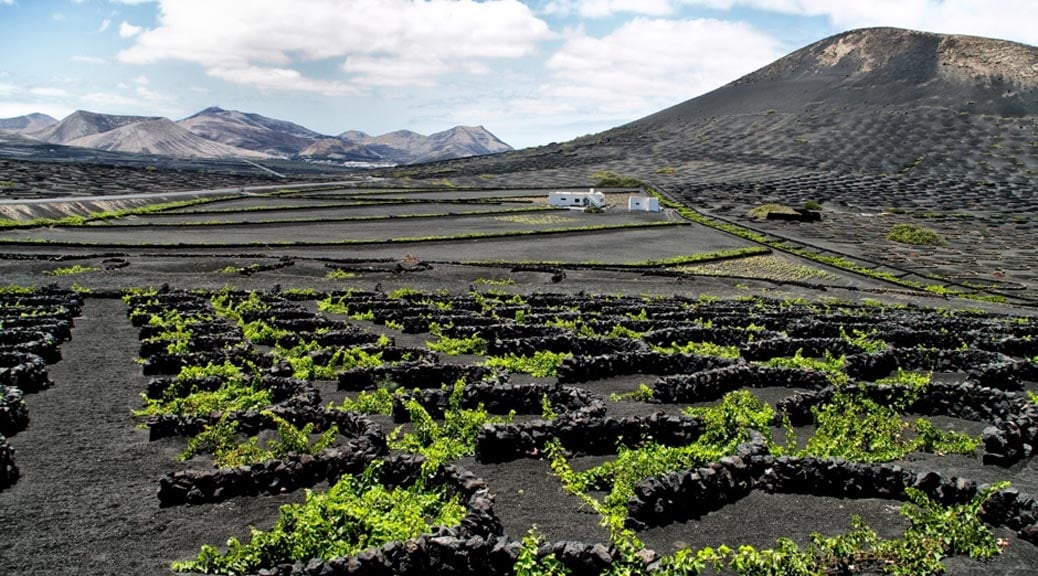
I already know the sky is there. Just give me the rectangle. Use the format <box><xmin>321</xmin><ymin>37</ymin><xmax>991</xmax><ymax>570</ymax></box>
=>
<box><xmin>1</xmin><ymin>1</ymin><xmax>1036</xmax><ymax>149</ymax></box>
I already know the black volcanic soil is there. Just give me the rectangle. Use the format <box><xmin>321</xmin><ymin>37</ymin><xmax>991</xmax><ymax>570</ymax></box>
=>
<box><xmin>0</xmin><ymin>299</ymin><xmax>302</xmax><ymax>574</ymax></box>
<box><xmin>1</xmin><ymin>262</ymin><xmax>1037</xmax><ymax>575</ymax></box>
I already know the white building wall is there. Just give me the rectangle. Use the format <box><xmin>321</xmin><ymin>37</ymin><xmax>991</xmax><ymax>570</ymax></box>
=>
<box><xmin>628</xmin><ymin>196</ymin><xmax>660</xmax><ymax>212</ymax></box>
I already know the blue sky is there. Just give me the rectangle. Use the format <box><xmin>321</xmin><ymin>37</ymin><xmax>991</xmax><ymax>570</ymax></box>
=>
<box><xmin>1</xmin><ymin>1</ymin><xmax>1035</xmax><ymax>149</ymax></box>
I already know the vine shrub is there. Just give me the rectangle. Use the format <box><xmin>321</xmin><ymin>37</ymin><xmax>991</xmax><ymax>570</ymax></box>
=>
<box><xmin>887</xmin><ymin>223</ymin><xmax>945</xmax><ymax>246</ymax></box>
<box><xmin>652</xmin><ymin>341</ymin><xmax>740</xmax><ymax>359</ymax></box>
<box><xmin>764</xmin><ymin>350</ymin><xmax>848</xmax><ymax>386</ymax></box>
<box><xmin>482</xmin><ymin>350</ymin><xmax>572</xmax><ymax>377</ymax></box>
<box><xmin>426</xmin><ymin>323</ymin><xmax>487</xmax><ymax>355</ymax></box>
<box><xmin>549</xmin><ymin>391</ymin><xmax>774</xmax><ymax>524</ymax></box>
<box><xmin>171</xmin><ymin>461</ymin><xmax>466</xmax><ymax>574</ymax></box>
<box><xmin>180</xmin><ymin>410</ymin><xmax>339</xmax><ymax>468</ymax></box>
<box><xmin>514</xmin><ymin>528</ymin><xmax>571</xmax><ymax>576</ymax></box>
<box><xmin>332</xmin><ymin>386</ymin><xmax>397</xmax><ymax>415</ymax></box>
<box><xmin>798</xmin><ymin>392</ymin><xmax>979</xmax><ymax>462</ymax></box>
<box><xmin>134</xmin><ymin>361</ymin><xmax>271</xmax><ymax>417</ymax></box>
<box><xmin>389</xmin><ymin>380</ymin><xmax>513</xmax><ymax>471</ymax></box>
<box><xmin>273</xmin><ymin>341</ymin><xmax>384</xmax><ymax>380</ymax></box>
<box><xmin>609</xmin><ymin>384</ymin><xmax>655</xmax><ymax>403</ymax></box>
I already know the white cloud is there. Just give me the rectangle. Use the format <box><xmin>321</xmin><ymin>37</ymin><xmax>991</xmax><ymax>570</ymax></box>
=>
<box><xmin>71</xmin><ymin>55</ymin><xmax>109</xmax><ymax>64</ymax></box>
<box><xmin>99</xmin><ymin>18</ymin><xmax>111</xmax><ymax>32</ymax></box>
<box><xmin>681</xmin><ymin>0</ymin><xmax>1038</xmax><ymax>45</ymax></box>
<box><xmin>543</xmin><ymin>0</ymin><xmax>1038</xmax><ymax>44</ymax></box>
<box><xmin>119</xmin><ymin>21</ymin><xmax>143</xmax><ymax>38</ymax></box>
<box><xmin>29</xmin><ymin>87</ymin><xmax>70</xmax><ymax>97</ymax></box>
<box><xmin>440</xmin><ymin>16</ymin><xmax>782</xmax><ymax>147</ymax></box>
<box><xmin>342</xmin><ymin>55</ymin><xmax>448</xmax><ymax>87</ymax></box>
<box><xmin>134</xmin><ymin>85</ymin><xmax>175</xmax><ymax>105</ymax></box>
<box><xmin>52</xmin><ymin>12</ymin><xmax>65</xmax><ymax>20</ymax></box>
<box><xmin>132</xmin><ymin>75</ymin><xmax>149</xmax><ymax>85</ymax></box>
<box><xmin>109</xmin><ymin>0</ymin><xmax>157</xmax><ymax>4</ymax></box>
<box><xmin>543</xmin><ymin>18</ymin><xmax>781</xmax><ymax>114</ymax></box>
<box><xmin>542</xmin><ymin>0</ymin><xmax>675</xmax><ymax>18</ymax></box>
<box><xmin>0</xmin><ymin>0</ymin><xmax>14</xmax><ymax>6</ymax></box>
<box><xmin>82</xmin><ymin>91</ymin><xmax>146</xmax><ymax>107</ymax></box>
<box><xmin>207</xmin><ymin>65</ymin><xmax>357</xmax><ymax>95</ymax></box>
<box><xmin>0</xmin><ymin>102</ymin><xmax>74</xmax><ymax>121</ymax></box>
<box><xmin>118</xmin><ymin>0</ymin><xmax>552</xmax><ymax>92</ymax></box>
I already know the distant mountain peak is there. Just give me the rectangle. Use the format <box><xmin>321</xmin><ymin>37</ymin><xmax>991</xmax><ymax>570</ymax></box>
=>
<box><xmin>177</xmin><ymin>107</ymin><xmax>327</xmax><ymax>157</ymax></box>
<box><xmin>30</xmin><ymin>110</ymin><xmax>161</xmax><ymax>144</ymax></box>
<box><xmin>192</xmin><ymin>106</ymin><xmax>228</xmax><ymax>116</ymax></box>
<box><xmin>338</xmin><ymin>129</ymin><xmax>371</xmax><ymax>142</ymax></box>
<box><xmin>0</xmin><ymin>112</ymin><xmax>58</xmax><ymax>134</ymax></box>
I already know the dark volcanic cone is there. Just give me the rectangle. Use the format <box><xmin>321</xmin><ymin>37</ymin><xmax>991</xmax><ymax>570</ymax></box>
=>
<box><xmin>402</xmin><ymin>27</ymin><xmax>1038</xmax><ymax>190</ymax></box>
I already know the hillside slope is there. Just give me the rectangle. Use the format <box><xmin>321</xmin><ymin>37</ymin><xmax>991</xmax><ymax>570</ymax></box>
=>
<box><xmin>396</xmin><ymin>27</ymin><xmax>1038</xmax><ymax>196</ymax></box>
<box><xmin>0</xmin><ymin>113</ymin><xmax>58</xmax><ymax>134</ymax></box>
<box><xmin>177</xmin><ymin>106</ymin><xmax>326</xmax><ymax>156</ymax></box>
<box><xmin>66</xmin><ymin>118</ymin><xmax>267</xmax><ymax>158</ymax></box>
<box><xmin>31</xmin><ymin>110</ymin><xmax>160</xmax><ymax>144</ymax></box>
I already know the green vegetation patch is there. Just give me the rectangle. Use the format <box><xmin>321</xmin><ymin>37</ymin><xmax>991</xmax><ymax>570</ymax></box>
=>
<box><xmin>180</xmin><ymin>411</ymin><xmax>339</xmax><ymax>468</ymax></box>
<box><xmin>389</xmin><ymin>380</ymin><xmax>513</xmax><ymax>471</ymax></box>
<box><xmin>679</xmin><ymin>254</ymin><xmax>837</xmax><ymax>282</ymax></box>
<box><xmin>591</xmin><ymin>170</ymin><xmax>644</xmax><ymax>188</ymax></box>
<box><xmin>482</xmin><ymin>350</ymin><xmax>571</xmax><ymax>377</ymax></box>
<box><xmin>887</xmin><ymin>223</ymin><xmax>946</xmax><ymax>246</ymax></box>
<box><xmin>134</xmin><ymin>361</ymin><xmax>272</xmax><ymax>418</ymax></box>
<box><xmin>41</xmin><ymin>264</ymin><xmax>98</xmax><ymax>276</ymax></box>
<box><xmin>172</xmin><ymin>461</ymin><xmax>466</xmax><ymax>574</ymax></box>
<box><xmin>748</xmin><ymin>203</ymin><xmax>799</xmax><ymax>219</ymax></box>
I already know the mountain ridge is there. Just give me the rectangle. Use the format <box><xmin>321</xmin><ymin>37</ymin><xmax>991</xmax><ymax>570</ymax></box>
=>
<box><xmin>9</xmin><ymin>106</ymin><xmax>513</xmax><ymax>163</ymax></box>
<box><xmin>0</xmin><ymin>113</ymin><xmax>58</xmax><ymax>134</ymax></box>
<box><xmin>65</xmin><ymin>118</ymin><xmax>268</xmax><ymax>159</ymax></box>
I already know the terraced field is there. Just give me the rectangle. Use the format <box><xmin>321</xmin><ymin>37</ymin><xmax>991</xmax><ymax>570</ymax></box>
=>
<box><xmin>2</xmin><ymin>179</ymin><xmax>1038</xmax><ymax>576</ymax></box>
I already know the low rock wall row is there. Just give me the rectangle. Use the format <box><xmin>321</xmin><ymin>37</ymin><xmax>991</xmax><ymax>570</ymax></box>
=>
<box><xmin>0</xmin><ymin>352</ymin><xmax>52</xmax><ymax>393</ymax></box>
<box><xmin>476</xmin><ymin>412</ymin><xmax>704</xmax><ymax>464</ymax></box>
<box><xmin>0</xmin><ymin>385</ymin><xmax>29</xmax><ymax>437</ymax></box>
<box><xmin>557</xmin><ymin>352</ymin><xmax>737</xmax><ymax>385</ymax></box>
<box><xmin>625</xmin><ymin>446</ymin><xmax>1038</xmax><ymax>544</ymax></box>
<box><xmin>158</xmin><ymin>441</ymin><xmax>383</xmax><ymax>506</ymax></box>
<box><xmin>653</xmin><ymin>363</ymin><xmax>832</xmax><ymax>404</ymax></box>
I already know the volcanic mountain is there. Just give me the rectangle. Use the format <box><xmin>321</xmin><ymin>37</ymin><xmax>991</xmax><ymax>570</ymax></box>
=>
<box><xmin>400</xmin><ymin>27</ymin><xmax>1038</xmax><ymax>207</ymax></box>
<box><xmin>177</xmin><ymin>106</ymin><xmax>325</xmax><ymax>156</ymax></box>
<box><xmin>416</xmin><ymin>126</ymin><xmax>516</xmax><ymax>163</ymax></box>
<box><xmin>30</xmin><ymin>110</ymin><xmax>161</xmax><ymax>144</ymax></box>
<box><xmin>63</xmin><ymin>118</ymin><xmax>267</xmax><ymax>158</ymax></box>
<box><xmin>297</xmin><ymin>137</ymin><xmax>383</xmax><ymax>162</ymax></box>
<box><xmin>0</xmin><ymin>113</ymin><xmax>58</xmax><ymax>134</ymax></box>
<box><xmin>340</xmin><ymin>126</ymin><xmax>513</xmax><ymax>163</ymax></box>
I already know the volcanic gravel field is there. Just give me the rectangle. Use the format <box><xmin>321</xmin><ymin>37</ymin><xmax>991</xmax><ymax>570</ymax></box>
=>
<box><xmin>1</xmin><ymin>175</ymin><xmax>1037</xmax><ymax>575</ymax></box>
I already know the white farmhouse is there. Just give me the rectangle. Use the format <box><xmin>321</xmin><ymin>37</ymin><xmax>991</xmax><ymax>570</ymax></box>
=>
<box><xmin>628</xmin><ymin>196</ymin><xmax>660</xmax><ymax>212</ymax></box>
<box><xmin>548</xmin><ymin>189</ymin><xmax>606</xmax><ymax>209</ymax></box>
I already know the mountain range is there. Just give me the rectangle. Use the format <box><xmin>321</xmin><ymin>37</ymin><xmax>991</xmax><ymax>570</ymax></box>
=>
<box><xmin>0</xmin><ymin>106</ymin><xmax>512</xmax><ymax>164</ymax></box>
